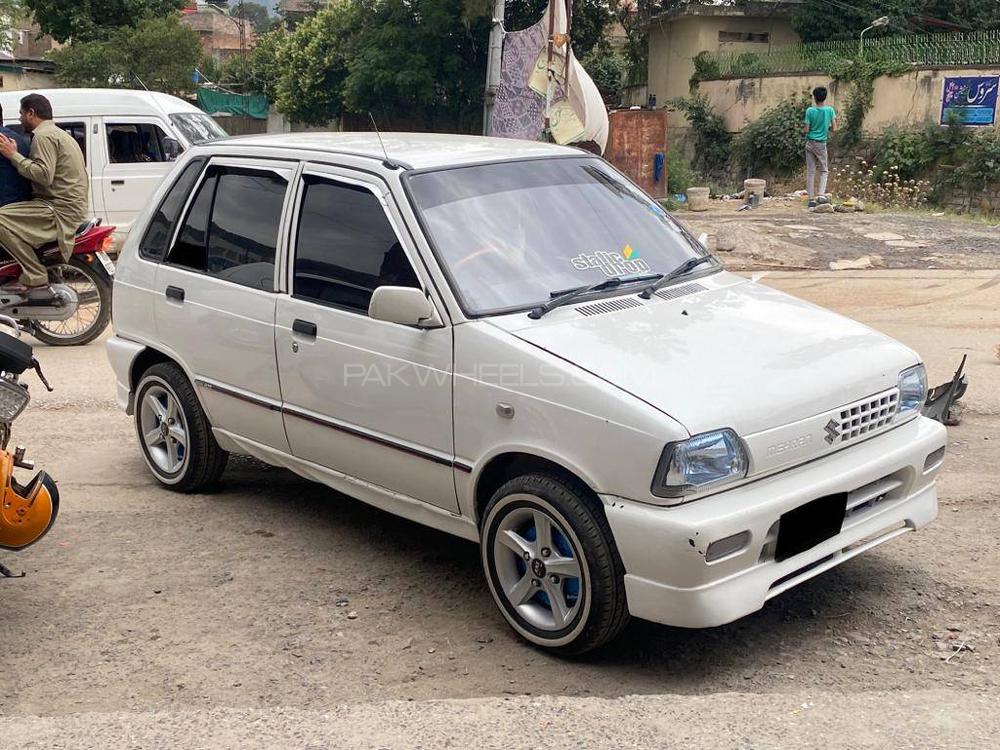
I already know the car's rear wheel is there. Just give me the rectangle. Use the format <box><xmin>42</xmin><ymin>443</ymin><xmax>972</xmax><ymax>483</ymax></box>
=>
<box><xmin>134</xmin><ymin>362</ymin><xmax>228</xmax><ymax>492</ymax></box>
<box><xmin>480</xmin><ymin>472</ymin><xmax>629</xmax><ymax>655</ymax></box>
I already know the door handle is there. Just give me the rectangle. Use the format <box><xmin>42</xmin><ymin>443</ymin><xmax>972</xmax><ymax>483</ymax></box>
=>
<box><xmin>292</xmin><ymin>319</ymin><xmax>317</xmax><ymax>338</ymax></box>
<box><xmin>165</xmin><ymin>285</ymin><xmax>185</xmax><ymax>302</ymax></box>
<box><xmin>111</xmin><ymin>180</ymin><xmax>125</xmax><ymax>186</ymax></box>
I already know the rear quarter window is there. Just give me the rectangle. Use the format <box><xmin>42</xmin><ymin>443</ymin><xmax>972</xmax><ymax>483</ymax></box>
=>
<box><xmin>138</xmin><ymin>157</ymin><xmax>206</xmax><ymax>262</ymax></box>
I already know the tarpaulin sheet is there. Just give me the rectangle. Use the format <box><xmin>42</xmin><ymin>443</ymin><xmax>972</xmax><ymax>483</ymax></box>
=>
<box><xmin>197</xmin><ymin>87</ymin><xmax>269</xmax><ymax>120</ymax></box>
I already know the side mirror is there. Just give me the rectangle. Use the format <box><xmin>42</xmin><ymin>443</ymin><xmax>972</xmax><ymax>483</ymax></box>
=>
<box><xmin>162</xmin><ymin>137</ymin><xmax>181</xmax><ymax>161</ymax></box>
<box><xmin>369</xmin><ymin>286</ymin><xmax>441</xmax><ymax>328</ymax></box>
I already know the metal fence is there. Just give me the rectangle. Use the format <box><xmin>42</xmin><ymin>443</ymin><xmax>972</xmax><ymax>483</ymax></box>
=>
<box><xmin>698</xmin><ymin>32</ymin><xmax>1000</xmax><ymax>79</ymax></box>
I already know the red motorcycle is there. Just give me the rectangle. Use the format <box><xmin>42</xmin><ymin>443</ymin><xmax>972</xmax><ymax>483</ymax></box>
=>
<box><xmin>0</xmin><ymin>219</ymin><xmax>116</xmax><ymax>346</ymax></box>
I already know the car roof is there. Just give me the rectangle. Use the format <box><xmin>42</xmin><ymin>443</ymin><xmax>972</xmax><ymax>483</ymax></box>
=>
<box><xmin>213</xmin><ymin>132</ymin><xmax>580</xmax><ymax>170</ymax></box>
<box><xmin>0</xmin><ymin>89</ymin><xmax>202</xmax><ymax>119</ymax></box>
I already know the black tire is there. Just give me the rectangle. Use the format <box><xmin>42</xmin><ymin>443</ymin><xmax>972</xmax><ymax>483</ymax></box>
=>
<box><xmin>480</xmin><ymin>472</ymin><xmax>630</xmax><ymax>655</ymax></box>
<box><xmin>31</xmin><ymin>257</ymin><xmax>112</xmax><ymax>347</ymax></box>
<box><xmin>134</xmin><ymin>362</ymin><xmax>228</xmax><ymax>492</ymax></box>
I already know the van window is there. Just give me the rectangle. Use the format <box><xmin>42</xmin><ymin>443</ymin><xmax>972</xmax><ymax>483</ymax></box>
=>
<box><xmin>139</xmin><ymin>157</ymin><xmax>206</xmax><ymax>262</ymax></box>
<box><xmin>167</xmin><ymin>165</ymin><xmax>287</xmax><ymax>292</ymax></box>
<box><xmin>106</xmin><ymin>122</ymin><xmax>175</xmax><ymax>163</ymax></box>
<box><xmin>58</xmin><ymin>122</ymin><xmax>87</xmax><ymax>160</ymax></box>
<box><xmin>292</xmin><ymin>175</ymin><xmax>420</xmax><ymax>313</ymax></box>
<box><xmin>4</xmin><ymin>121</ymin><xmax>86</xmax><ymax>160</ymax></box>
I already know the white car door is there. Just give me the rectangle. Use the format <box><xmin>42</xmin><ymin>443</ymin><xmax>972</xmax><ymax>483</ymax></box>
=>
<box><xmin>275</xmin><ymin>166</ymin><xmax>458</xmax><ymax>513</ymax></box>
<box><xmin>99</xmin><ymin>116</ymin><xmax>179</xmax><ymax>234</ymax></box>
<box><xmin>154</xmin><ymin>156</ymin><xmax>297</xmax><ymax>452</ymax></box>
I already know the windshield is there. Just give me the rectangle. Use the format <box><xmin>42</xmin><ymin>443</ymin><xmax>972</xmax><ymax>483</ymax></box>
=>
<box><xmin>169</xmin><ymin>113</ymin><xmax>229</xmax><ymax>145</ymax></box>
<box><xmin>406</xmin><ymin>157</ymin><xmax>712</xmax><ymax>316</ymax></box>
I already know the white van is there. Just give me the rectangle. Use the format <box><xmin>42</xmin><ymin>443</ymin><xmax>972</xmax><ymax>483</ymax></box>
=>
<box><xmin>0</xmin><ymin>88</ymin><xmax>229</xmax><ymax>246</ymax></box>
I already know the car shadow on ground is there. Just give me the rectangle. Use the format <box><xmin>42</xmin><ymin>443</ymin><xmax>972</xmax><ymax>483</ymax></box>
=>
<box><xmin>218</xmin><ymin>456</ymin><xmax>935</xmax><ymax>694</ymax></box>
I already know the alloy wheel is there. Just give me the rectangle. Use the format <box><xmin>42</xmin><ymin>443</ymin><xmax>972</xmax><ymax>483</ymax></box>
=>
<box><xmin>139</xmin><ymin>384</ymin><xmax>188</xmax><ymax>475</ymax></box>
<box><xmin>491</xmin><ymin>497</ymin><xmax>585</xmax><ymax>632</ymax></box>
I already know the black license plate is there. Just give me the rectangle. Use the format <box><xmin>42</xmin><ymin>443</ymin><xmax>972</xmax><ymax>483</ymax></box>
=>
<box><xmin>775</xmin><ymin>492</ymin><xmax>848</xmax><ymax>563</ymax></box>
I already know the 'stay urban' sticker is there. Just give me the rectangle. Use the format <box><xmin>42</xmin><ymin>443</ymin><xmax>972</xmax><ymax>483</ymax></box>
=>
<box><xmin>571</xmin><ymin>245</ymin><xmax>651</xmax><ymax>277</ymax></box>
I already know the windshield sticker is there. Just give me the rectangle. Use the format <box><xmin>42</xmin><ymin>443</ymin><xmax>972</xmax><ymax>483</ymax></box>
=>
<box><xmin>571</xmin><ymin>246</ymin><xmax>651</xmax><ymax>277</ymax></box>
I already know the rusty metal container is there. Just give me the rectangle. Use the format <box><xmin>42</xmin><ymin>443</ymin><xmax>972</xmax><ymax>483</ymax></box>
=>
<box><xmin>605</xmin><ymin>109</ymin><xmax>669</xmax><ymax>199</ymax></box>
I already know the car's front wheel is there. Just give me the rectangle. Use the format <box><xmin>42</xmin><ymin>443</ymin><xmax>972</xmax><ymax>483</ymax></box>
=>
<box><xmin>480</xmin><ymin>472</ymin><xmax>629</xmax><ymax>654</ymax></box>
<box><xmin>134</xmin><ymin>362</ymin><xmax>228</xmax><ymax>492</ymax></box>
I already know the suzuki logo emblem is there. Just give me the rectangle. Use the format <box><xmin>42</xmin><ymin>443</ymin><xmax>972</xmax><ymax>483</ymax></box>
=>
<box><xmin>824</xmin><ymin>419</ymin><xmax>841</xmax><ymax>444</ymax></box>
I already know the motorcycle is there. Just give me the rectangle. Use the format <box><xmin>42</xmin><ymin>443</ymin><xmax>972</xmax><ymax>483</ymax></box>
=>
<box><xmin>0</xmin><ymin>219</ymin><xmax>116</xmax><ymax>347</ymax></box>
<box><xmin>0</xmin><ymin>315</ymin><xmax>57</xmax><ymax>576</ymax></box>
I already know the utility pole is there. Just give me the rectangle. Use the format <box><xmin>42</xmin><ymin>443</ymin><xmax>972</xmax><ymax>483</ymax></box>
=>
<box><xmin>237</xmin><ymin>0</ymin><xmax>249</xmax><ymax>119</ymax></box>
<box><xmin>482</xmin><ymin>0</ymin><xmax>505</xmax><ymax>136</ymax></box>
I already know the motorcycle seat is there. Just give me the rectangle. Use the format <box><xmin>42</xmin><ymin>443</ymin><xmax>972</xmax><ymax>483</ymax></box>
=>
<box><xmin>32</xmin><ymin>220</ymin><xmax>103</xmax><ymax>260</ymax></box>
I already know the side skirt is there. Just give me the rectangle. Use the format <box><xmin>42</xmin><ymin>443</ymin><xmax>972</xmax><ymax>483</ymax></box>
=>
<box><xmin>212</xmin><ymin>428</ymin><xmax>480</xmax><ymax>543</ymax></box>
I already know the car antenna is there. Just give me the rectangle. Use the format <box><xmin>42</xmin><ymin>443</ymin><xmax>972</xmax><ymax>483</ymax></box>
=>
<box><xmin>369</xmin><ymin>113</ymin><xmax>401</xmax><ymax>171</ymax></box>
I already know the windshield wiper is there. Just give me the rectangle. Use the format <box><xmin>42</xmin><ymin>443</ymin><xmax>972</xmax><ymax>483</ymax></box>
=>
<box><xmin>528</xmin><ymin>273</ymin><xmax>663</xmax><ymax>320</ymax></box>
<box><xmin>637</xmin><ymin>256</ymin><xmax>714</xmax><ymax>299</ymax></box>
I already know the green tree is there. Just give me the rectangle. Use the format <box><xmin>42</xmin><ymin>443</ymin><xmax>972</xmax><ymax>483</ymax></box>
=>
<box><xmin>581</xmin><ymin>46</ymin><xmax>626</xmax><ymax>101</ymax></box>
<box><xmin>793</xmin><ymin>0</ymin><xmax>1000</xmax><ymax>42</ymax></box>
<box><xmin>25</xmin><ymin>0</ymin><xmax>186</xmax><ymax>42</ymax></box>
<box><xmin>273</xmin><ymin>3</ymin><xmax>358</xmax><ymax>125</ymax></box>
<box><xmin>51</xmin><ymin>15</ymin><xmax>201</xmax><ymax>94</ymax></box>
<box><xmin>272</xmin><ymin>0</ymin><xmax>493</xmax><ymax>130</ymax></box>
<box><xmin>504</xmin><ymin>0</ymin><xmax>613</xmax><ymax>58</ymax></box>
<box><xmin>0</xmin><ymin>1</ymin><xmax>20</xmax><ymax>52</ymax></box>
<box><xmin>225</xmin><ymin>27</ymin><xmax>286</xmax><ymax>94</ymax></box>
<box><xmin>341</xmin><ymin>0</ymin><xmax>491</xmax><ymax>130</ymax></box>
<box><xmin>231</xmin><ymin>1</ymin><xmax>273</xmax><ymax>33</ymax></box>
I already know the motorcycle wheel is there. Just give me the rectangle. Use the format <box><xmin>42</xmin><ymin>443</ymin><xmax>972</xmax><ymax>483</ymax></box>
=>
<box><xmin>30</xmin><ymin>257</ymin><xmax>112</xmax><ymax>347</ymax></box>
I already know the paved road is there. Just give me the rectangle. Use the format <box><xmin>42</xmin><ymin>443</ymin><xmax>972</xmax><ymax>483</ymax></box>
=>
<box><xmin>2</xmin><ymin>271</ymin><xmax>998</xmax><ymax>748</ymax></box>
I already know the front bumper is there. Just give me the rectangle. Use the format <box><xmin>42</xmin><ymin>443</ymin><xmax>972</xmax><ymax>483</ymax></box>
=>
<box><xmin>603</xmin><ymin>415</ymin><xmax>946</xmax><ymax>628</ymax></box>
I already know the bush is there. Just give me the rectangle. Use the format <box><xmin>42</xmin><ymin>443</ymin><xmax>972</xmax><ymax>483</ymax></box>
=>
<box><xmin>730</xmin><ymin>52</ymin><xmax>768</xmax><ymax>78</ymax></box>
<box><xmin>832</xmin><ymin>160</ymin><xmax>931</xmax><ymax>208</ymax></box>
<box><xmin>937</xmin><ymin>128</ymin><xmax>1000</xmax><ymax>202</ymax></box>
<box><xmin>582</xmin><ymin>48</ymin><xmax>627</xmax><ymax>102</ymax></box>
<box><xmin>690</xmin><ymin>51</ymin><xmax>721</xmax><ymax>90</ymax></box>
<box><xmin>666</xmin><ymin>149</ymin><xmax>700</xmax><ymax>195</ymax></box>
<box><xmin>733</xmin><ymin>93</ymin><xmax>811</xmax><ymax>178</ymax></box>
<box><xmin>669</xmin><ymin>94</ymin><xmax>732</xmax><ymax>175</ymax></box>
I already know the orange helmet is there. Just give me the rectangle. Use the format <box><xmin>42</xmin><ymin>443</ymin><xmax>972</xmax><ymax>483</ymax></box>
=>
<box><xmin>0</xmin><ymin>450</ymin><xmax>58</xmax><ymax>551</ymax></box>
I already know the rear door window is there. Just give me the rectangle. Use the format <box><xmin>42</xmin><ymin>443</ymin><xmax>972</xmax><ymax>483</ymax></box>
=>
<box><xmin>139</xmin><ymin>157</ymin><xmax>206</xmax><ymax>262</ymax></box>
<box><xmin>167</xmin><ymin>164</ymin><xmax>288</xmax><ymax>292</ymax></box>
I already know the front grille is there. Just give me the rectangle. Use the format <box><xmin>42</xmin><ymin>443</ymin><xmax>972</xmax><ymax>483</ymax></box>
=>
<box><xmin>828</xmin><ymin>389</ymin><xmax>899</xmax><ymax>445</ymax></box>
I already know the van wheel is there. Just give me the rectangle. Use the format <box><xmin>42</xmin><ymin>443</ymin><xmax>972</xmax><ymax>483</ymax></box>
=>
<box><xmin>480</xmin><ymin>473</ymin><xmax>629</xmax><ymax>655</ymax></box>
<box><xmin>134</xmin><ymin>362</ymin><xmax>228</xmax><ymax>492</ymax></box>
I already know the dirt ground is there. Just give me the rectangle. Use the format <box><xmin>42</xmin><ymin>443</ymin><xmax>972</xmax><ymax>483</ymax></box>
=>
<box><xmin>680</xmin><ymin>199</ymin><xmax>1000</xmax><ymax>272</ymax></box>
<box><xmin>2</xmin><ymin>213</ymin><xmax>999</xmax><ymax>747</ymax></box>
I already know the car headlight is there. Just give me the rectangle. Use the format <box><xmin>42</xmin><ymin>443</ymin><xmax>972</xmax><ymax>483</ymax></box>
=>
<box><xmin>652</xmin><ymin>429</ymin><xmax>749</xmax><ymax>498</ymax></box>
<box><xmin>897</xmin><ymin>364</ymin><xmax>927</xmax><ymax>417</ymax></box>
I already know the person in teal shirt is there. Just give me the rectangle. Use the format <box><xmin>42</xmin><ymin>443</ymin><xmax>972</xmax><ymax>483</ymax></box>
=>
<box><xmin>803</xmin><ymin>86</ymin><xmax>837</xmax><ymax>207</ymax></box>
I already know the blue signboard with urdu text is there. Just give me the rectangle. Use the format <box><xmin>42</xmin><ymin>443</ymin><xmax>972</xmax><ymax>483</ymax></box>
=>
<box><xmin>941</xmin><ymin>76</ymin><xmax>999</xmax><ymax>126</ymax></box>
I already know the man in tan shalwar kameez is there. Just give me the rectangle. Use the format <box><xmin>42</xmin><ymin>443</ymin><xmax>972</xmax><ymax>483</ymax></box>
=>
<box><xmin>0</xmin><ymin>93</ymin><xmax>88</xmax><ymax>298</ymax></box>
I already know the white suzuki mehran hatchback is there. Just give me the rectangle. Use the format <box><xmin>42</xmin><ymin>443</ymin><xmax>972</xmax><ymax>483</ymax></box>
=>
<box><xmin>108</xmin><ymin>134</ymin><xmax>946</xmax><ymax>654</ymax></box>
